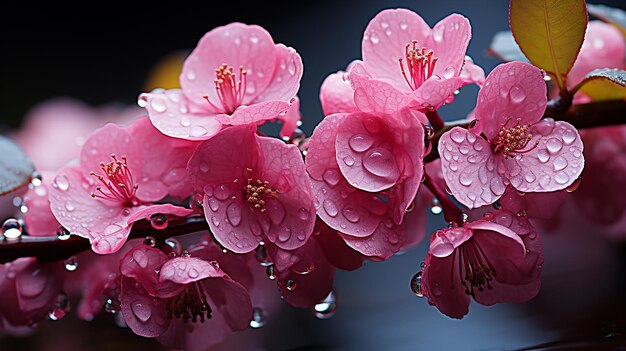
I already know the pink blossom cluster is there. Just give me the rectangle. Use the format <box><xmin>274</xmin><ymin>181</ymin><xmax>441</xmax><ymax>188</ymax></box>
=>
<box><xmin>0</xmin><ymin>6</ymin><xmax>624</xmax><ymax>350</ymax></box>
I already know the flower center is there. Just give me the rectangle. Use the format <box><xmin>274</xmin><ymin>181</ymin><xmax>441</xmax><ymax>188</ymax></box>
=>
<box><xmin>166</xmin><ymin>282</ymin><xmax>212</xmax><ymax>323</ymax></box>
<box><xmin>451</xmin><ymin>239</ymin><xmax>497</xmax><ymax>296</ymax></box>
<box><xmin>90</xmin><ymin>154</ymin><xmax>139</xmax><ymax>206</ymax></box>
<box><xmin>492</xmin><ymin>118</ymin><xmax>538</xmax><ymax>158</ymax></box>
<box><xmin>203</xmin><ymin>64</ymin><xmax>247</xmax><ymax>114</ymax></box>
<box><xmin>241</xmin><ymin>168</ymin><xmax>279</xmax><ymax>212</ymax></box>
<box><xmin>398</xmin><ymin>40</ymin><xmax>437</xmax><ymax>90</ymax></box>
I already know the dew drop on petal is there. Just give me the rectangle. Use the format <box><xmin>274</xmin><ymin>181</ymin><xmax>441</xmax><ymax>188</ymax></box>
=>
<box><xmin>362</xmin><ymin>148</ymin><xmax>396</xmax><ymax>177</ymax></box>
<box><xmin>150</xmin><ymin>98</ymin><xmax>167</xmax><ymax>113</ymax></box>
<box><xmin>131</xmin><ymin>302</ymin><xmax>152</xmax><ymax>323</ymax></box>
<box><xmin>150</xmin><ymin>213</ymin><xmax>168</xmax><ymax>230</ymax></box>
<box><xmin>554</xmin><ymin>171</ymin><xmax>569</xmax><ymax>185</ymax></box>
<box><xmin>56</xmin><ymin>226</ymin><xmax>71</xmax><ymax>240</ymax></box>
<box><xmin>226</xmin><ymin>203</ymin><xmax>242</xmax><ymax>227</ymax></box>
<box><xmin>553</xmin><ymin>156</ymin><xmax>568</xmax><ymax>171</ymax></box>
<box><xmin>546</xmin><ymin>138</ymin><xmax>563</xmax><ymax>153</ymax></box>
<box><xmin>509</xmin><ymin>85</ymin><xmax>526</xmax><ymax>103</ymax></box>
<box><xmin>189</xmin><ymin>126</ymin><xmax>208</xmax><ymax>137</ymax></box>
<box><xmin>537</xmin><ymin>149</ymin><xmax>550</xmax><ymax>163</ymax></box>
<box><xmin>313</xmin><ymin>290</ymin><xmax>337</xmax><ymax>319</ymax></box>
<box><xmin>562</xmin><ymin>129</ymin><xmax>576</xmax><ymax>144</ymax></box>
<box><xmin>443</xmin><ymin>66</ymin><xmax>456</xmax><ymax>79</ymax></box>
<box><xmin>322</xmin><ymin>169</ymin><xmax>341</xmax><ymax>186</ymax></box>
<box><xmin>410</xmin><ymin>271</ymin><xmax>423</xmax><ymax>297</ymax></box>
<box><xmin>2</xmin><ymin>219</ymin><xmax>22</xmax><ymax>239</ymax></box>
<box><xmin>323</xmin><ymin>199</ymin><xmax>339</xmax><ymax>217</ymax></box>
<box><xmin>342</xmin><ymin>207</ymin><xmax>360</xmax><ymax>223</ymax></box>
<box><xmin>349</xmin><ymin>134</ymin><xmax>374</xmax><ymax>152</ymax></box>
<box><xmin>55</xmin><ymin>174</ymin><xmax>70</xmax><ymax>191</ymax></box>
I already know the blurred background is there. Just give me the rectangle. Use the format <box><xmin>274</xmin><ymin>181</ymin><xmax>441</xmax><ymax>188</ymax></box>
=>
<box><xmin>1</xmin><ymin>1</ymin><xmax>626</xmax><ymax>350</ymax></box>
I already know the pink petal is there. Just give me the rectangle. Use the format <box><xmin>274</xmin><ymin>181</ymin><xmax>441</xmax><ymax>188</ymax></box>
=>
<box><xmin>504</xmin><ymin>121</ymin><xmax>584</xmax><ymax>193</ymax></box>
<box><xmin>421</xmin><ymin>253</ymin><xmax>470</xmax><ymax>319</ymax></box>
<box><xmin>279</xmin><ymin>96</ymin><xmax>302</xmax><ymax>139</ymax></box>
<box><xmin>15</xmin><ymin>260</ymin><xmax>62</xmax><ymax>320</ymax></box>
<box><xmin>339</xmin><ymin>217</ymin><xmax>407</xmax><ymax>259</ymax></box>
<box><xmin>305</xmin><ymin>114</ymin><xmax>385</xmax><ymax>236</ymax></box>
<box><xmin>140</xmin><ymin>89</ymin><xmax>223</xmax><ymax>140</ymax></box>
<box><xmin>23</xmin><ymin>171</ymin><xmax>58</xmax><ymax>236</ymax></box>
<box><xmin>475</xmin><ymin>62</ymin><xmax>547</xmax><ymax>140</ymax></box>
<box><xmin>413</xmin><ymin>76</ymin><xmax>463</xmax><ymax>110</ymax></box>
<box><xmin>465</xmin><ymin>218</ymin><xmax>526</xmax><ymax>257</ymax></box>
<box><xmin>335</xmin><ymin>112</ymin><xmax>401</xmax><ymax>192</ymax></box>
<box><xmin>428</xmin><ymin>227</ymin><xmax>473</xmax><ymax>258</ymax></box>
<box><xmin>203</xmin><ymin>195</ymin><xmax>260</xmax><ymax>254</ymax></box>
<box><xmin>180</xmin><ymin>23</ymin><xmax>276</xmax><ymax>109</ymax></box>
<box><xmin>362</xmin><ymin>9</ymin><xmax>431</xmax><ymax>92</ymax></box>
<box><xmin>425</xmin><ymin>14</ymin><xmax>472</xmax><ymax>80</ymax></box>
<box><xmin>48</xmin><ymin>166</ymin><xmax>141</xmax><ymax>254</ymax></box>
<box><xmin>126</xmin><ymin>204</ymin><xmax>193</xmax><ymax>224</ymax></box>
<box><xmin>120</xmin><ymin>245</ymin><xmax>169</xmax><ymax>295</ymax></box>
<box><xmin>438</xmin><ymin>127</ymin><xmax>505</xmax><ymax>208</ymax></box>
<box><xmin>128</xmin><ymin>117</ymin><xmax>198</xmax><ymax>201</ymax></box>
<box><xmin>159</xmin><ymin>257</ymin><xmax>222</xmax><ymax>286</ymax></box>
<box><xmin>255</xmin><ymin>44</ymin><xmax>303</xmax><ymax>103</ymax></box>
<box><xmin>79</xmin><ymin>123</ymin><xmax>142</xmax><ymax>178</ymax></box>
<box><xmin>120</xmin><ymin>276</ymin><xmax>169</xmax><ymax>337</ymax></box>
<box><xmin>215</xmin><ymin>100</ymin><xmax>290</xmax><ymax>126</ymax></box>
<box><xmin>459</xmin><ymin>56</ymin><xmax>486</xmax><ymax>87</ymax></box>
<box><xmin>255</xmin><ymin>137</ymin><xmax>315</xmax><ymax>250</ymax></box>
<box><xmin>320</xmin><ymin>70</ymin><xmax>358</xmax><ymax>115</ymax></box>
<box><xmin>351</xmin><ymin>73</ymin><xmax>414</xmax><ymax>115</ymax></box>
<box><xmin>316</xmin><ymin>222</ymin><xmax>366</xmax><ymax>271</ymax></box>
<box><xmin>568</xmin><ymin>21</ymin><xmax>626</xmax><ymax>89</ymax></box>
<box><xmin>500</xmin><ymin>186</ymin><xmax>566</xmax><ymax>220</ymax></box>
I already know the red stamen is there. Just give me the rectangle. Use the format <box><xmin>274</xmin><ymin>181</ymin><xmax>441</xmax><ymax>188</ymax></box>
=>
<box><xmin>398</xmin><ymin>40</ymin><xmax>437</xmax><ymax>90</ymax></box>
<box><xmin>206</xmin><ymin>64</ymin><xmax>247</xmax><ymax>114</ymax></box>
<box><xmin>492</xmin><ymin>118</ymin><xmax>539</xmax><ymax>158</ymax></box>
<box><xmin>90</xmin><ymin>154</ymin><xmax>139</xmax><ymax>206</ymax></box>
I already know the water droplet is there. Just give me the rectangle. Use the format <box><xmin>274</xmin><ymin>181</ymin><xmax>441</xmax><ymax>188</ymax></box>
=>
<box><xmin>349</xmin><ymin>134</ymin><xmax>374</xmax><ymax>152</ymax></box>
<box><xmin>410</xmin><ymin>271</ymin><xmax>423</xmax><ymax>297</ymax></box>
<box><xmin>2</xmin><ymin>219</ymin><xmax>22</xmax><ymax>239</ymax></box>
<box><xmin>322</xmin><ymin>169</ymin><xmax>341</xmax><ymax>186</ymax></box>
<box><xmin>150</xmin><ymin>213</ymin><xmax>168</xmax><ymax>230</ymax></box>
<box><xmin>443</xmin><ymin>66</ymin><xmax>456</xmax><ymax>79</ymax></box>
<box><xmin>143</xmin><ymin>236</ymin><xmax>156</xmax><ymax>247</ymax></box>
<box><xmin>546</xmin><ymin>138</ymin><xmax>563</xmax><ymax>153</ymax></box>
<box><xmin>509</xmin><ymin>85</ymin><xmax>526</xmax><ymax>103</ymax></box>
<box><xmin>286</xmin><ymin>279</ymin><xmax>297</xmax><ymax>291</ymax></box>
<box><xmin>370</xmin><ymin>35</ymin><xmax>379</xmax><ymax>44</ymax></box>
<box><xmin>150</xmin><ymin>98</ymin><xmax>167</xmax><ymax>113</ymax></box>
<box><xmin>342</xmin><ymin>208</ymin><xmax>360</xmax><ymax>223</ymax></box>
<box><xmin>19</xmin><ymin>202</ymin><xmax>28</xmax><ymax>214</ymax></box>
<box><xmin>459</xmin><ymin>171</ymin><xmax>473</xmax><ymax>186</ymax></box>
<box><xmin>288</xmin><ymin>61</ymin><xmax>296</xmax><ymax>75</ymax></box>
<box><xmin>56</xmin><ymin>226</ymin><xmax>71</xmax><ymax>240</ymax></box>
<box><xmin>553</xmin><ymin>156</ymin><xmax>568</xmax><ymax>171</ymax></box>
<box><xmin>562</xmin><ymin>129</ymin><xmax>576</xmax><ymax>144</ymax></box>
<box><xmin>554</xmin><ymin>171</ymin><xmax>569</xmax><ymax>185</ymax></box>
<box><xmin>65</xmin><ymin>202</ymin><xmax>75</xmax><ymax>212</ymax></box>
<box><xmin>298</xmin><ymin>208</ymin><xmax>310</xmax><ymax>221</ymax></box>
<box><xmin>55</xmin><ymin>174</ymin><xmax>70</xmax><ymax>191</ymax></box>
<box><xmin>343</xmin><ymin>156</ymin><xmax>355</xmax><ymax>166</ymax></box>
<box><xmin>278</xmin><ymin>227</ymin><xmax>292</xmax><ymax>242</ymax></box>
<box><xmin>132</xmin><ymin>302</ymin><xmax>152</xmax><ymax>323</ymax></box>
<box><xmin>313</xmin><ymin>290</ymin><xmax>337</xmax><ymax>319</ymax></box>
<box><xmin>164</xmin><ymin>238</ymin><xmax>181</xmax><ymax>257</ymax></box>
<box><xmin>104</xmin><ymin>298</ymin><xmax>117</xmax><ymax>314</ymax></box>
<box><xmin>250</xmin><ymin>307</ymin><xmax>266</xmax><ymax>328</ymax></box>
<box><xmin>450</xmin><ymin>129</ymin><xmax>465</xmax><ymax>143</ymax></box>
<box><xmin>180</xmin><ymin>117</ymin><xmax>191</xmax><ymax>127</ymax></box>
<box><xmin>400</xmin><ymin>22</ymin><xmax>408</xmax><ymax>30</ymax></box>
<box><xmin>189</xmin><ymin>125</ymin><xmax>208</xmax><ymax>137</ymax></box>
<box><xmin>214</xmin><ymin>184</ymin><xmax>231</xmax><ymax>200</ymax></box>
<box><xmin>266</xmin><ymin>265</ymin><xmax>277</xmax><ymax>280</ymax></box>
<box><xmin>323</xmin><ymin>199</ymin><xmax>338</xmax><ymax>217</ymax></box>
<box><xmin>64</xmin><ymin>256</ymin><xmax>78</xmax><ymax>271</ymax></box>
<box><xmin>186</xmin><ymin>69</ymin><xmax>196</xmax><ymax>81</ymax></box>
<box><xmin>137</xmin><ymin>94</ymin><xmax>148</xmax><ymax>107</ymax></box>
<box><xmin>226</xmin><ymin>203</ymin><xmax>242</xmax><ymax>227</ymax></box>
<box><xmin>48</xmin><ymin>293</ymin><xmax>70</xmax><ymax>321</ymax></box>
<box><xmin>433</xmin><ymin>26</ymin><xmax>444</xmax><ymax>42</ymax></box>
<box><xmin>362</xmin><ymin>148</ymin><xmax>396</xmax><ymax>177</ymax></box>
<box><xmin>31</xmin><ymin>171</ymin><xmax>43</xmax><ymax>187</ymax></box>
<box><xmin>430</xmin><ymin>198</ymin><xmax>442</xmax><ymax>214</ymax></box>
<box><xmin>537</xmin><ymin>149</ymin><xmax>550</xmax><ymax>163</ymax></box>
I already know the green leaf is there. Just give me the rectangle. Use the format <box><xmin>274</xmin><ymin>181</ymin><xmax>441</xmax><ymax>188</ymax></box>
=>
<box><xmin>510</xmin><ymin>0</ymin><xmax>588</xmax><ymax>91</ymax></box>
<box><xmin>0</xmin><ymin>136</ymin><xmax>36</xmax><ymax>196</ymax></box>
<box><xmin>576</xmin><ymin>68</ymin><xmax>626</xmax><ymax>101</ymax></box>
<box><xmin>488</xmin><ymin>31</ymin><xmax>529</xmax><ymax>63</ymax></box>
<box><xmin>587</xmin><ymin>4</ymin><xmax>626</xmax><ymax>37</ymax></box>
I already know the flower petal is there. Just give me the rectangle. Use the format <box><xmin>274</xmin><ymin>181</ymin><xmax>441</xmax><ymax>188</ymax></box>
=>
<box><xmin>79</xmin><ymin>123</ymin><xmax>142</xmax><ymax>178</ymax></box>
<box><xmin>426</xmin><ymin>14</ymin><xmax>472</xmax><ymax>80</ymax></box>
<box><xmin>351</xmin><ymin>73</ymin><xmax>414</xmax><ymax>115</ymax></box>
<box><xmin>422</xmin><ymin>253</ymin><xmax>470</xmax><ymax>319</ymax></box>
<box><xmin>339</xmin><ymin>217</ymin><xmax>407</xmax><ymax>259</ymax></box>
<box><xmin>504</xmin><ymin>121</ymin><xmax>584</xmax><ymax>193</ymax></box>
<box><xmin>255</xmin><ymin>44</ymin><xmax>303</xmax><ymax>103</ymax></box>
<box><xmin>120</xmin><ymin>276</ymin><xmax>169</xmax><ymax>337</ymax></box>
<box><xmin>439</xmin><ymin>127</ymin><xmax>504</xmax><ymax>208</ymax></box>
<box><xmin>215</xmin><ymin>100</ymin><xmax>290</xmax><ymax>126</ymax></box>
<box><xmin>475</xmin><ymin>62</ymin><xmax>547</xmax><ymax>140</ymax></box>
<box><xmin>320</xmin><ymin>70</ymin><xmax>358</xmax><ymax>116</ymax></box>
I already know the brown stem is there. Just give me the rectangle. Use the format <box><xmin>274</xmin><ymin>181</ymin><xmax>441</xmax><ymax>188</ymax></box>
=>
<box><xmin>0</xmin><ymin>217</ymin><xmax>208</xmax><ymax>263</ymax></box>
<box><xmin>423</xmin><ymin>174</ymin><xmax>463</xmax><ymax>225</ymax></box>
<box><xmin>426</xmin><ymin>110</ymin><xmax>445</xmax><ymax>131</ymax></box>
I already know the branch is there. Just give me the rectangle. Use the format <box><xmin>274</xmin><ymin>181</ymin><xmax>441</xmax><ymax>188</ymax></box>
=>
<box><xmin>0</xmin><ymin>217</ymin><xmax>209</xmax><ymax>263</ymax></box>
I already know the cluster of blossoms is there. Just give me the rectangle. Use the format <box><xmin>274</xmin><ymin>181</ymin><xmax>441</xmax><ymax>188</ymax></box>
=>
<box><xmin>0</xmin><ymin>5</ymin><xmax>625</xmax><ymax>350</ymax></box>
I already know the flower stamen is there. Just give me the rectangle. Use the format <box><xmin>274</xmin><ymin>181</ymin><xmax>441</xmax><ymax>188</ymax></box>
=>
<box><xmin>90</xmin><ymin>154</ymin><xmax>139</xmax><ymax>206</ymax></box>
<box><xmin>453</xmin><ymin>239</ymin><xmax>497</xmax><ymax>296</ymax></box>
<box><xmin>166</xmin><ymin>282</ymin><xmax>212</xmax><ymax>323</ymax></box>
<box><xmin>203</xmin><ymin>64</ymin><xmax>247</xmax><ymax>114</ymax></box>
<box><xmin>243</xmin><ymin>168</ymin><xmax>279</xmax><ymax>212</ymax></box>
<box><xmin>398</xmin><ymin>40</ymin><xmax>437</xmax><ymax>90</ymax></box>
<box><xmin>492</xmin><ymin>118</ymin><xmax>539</xmax><ymax>158</ymax></box>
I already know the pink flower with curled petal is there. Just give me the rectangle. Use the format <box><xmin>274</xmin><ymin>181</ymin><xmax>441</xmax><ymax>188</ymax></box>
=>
<box><xmin>140</xmin><ymin>23</ymin><xmax>303</xmax><ymax>140</ymax></box>
<box><xmin>48</xmin><ymin>118</ymin><xmax>196</xmax><ymax>254</ymax></box>
<box><xmin>119</xmin><ymin>245</ymin><xmax>252</xmax><ymax>351</ymax></box>
<box><xmin>349</xmin><ymin>9</ymin><xmax>484</xmax><ymax>114</ymax></box>
<box><xmin>568</xmin><ymin>21</ymin><xmax>626</xmax><ymax>98</ymax></box>
<box><xmin>439</xmin><ymin>61</ymin><xmax>584</xmax><ymax>209</ymax></box>
<box><xmin>421</xmin><ymin>210</ymin><xmax>543</xmax><ymax>319</ymax></box>
<box><xmin>187</xmin><ymin>125</ymin><xmax>316</xmax><ymax>253</ymax></box>
<box><xmin>305</xmin><ymin>107</ymin><xmax>425</xmax><ymax>259</ymax></box>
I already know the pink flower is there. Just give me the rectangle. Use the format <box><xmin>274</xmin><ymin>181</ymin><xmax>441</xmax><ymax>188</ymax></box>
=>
<box><xmin>421</xmin><ymin>210</ymin><xmax>543</xmax><ymax>319</ymax></box>
<box><xmin>0</xmin><ymin>258</ymin><xmax>64</xmax><ymax>328</ymax></box>
<box><xmin>498</xmin><ymin>186</ymin><xmax>566</xmax><ymax>220</ymax></box>
<box><xmin>305</xmin><ymin>108</ymin><xmax>425</xmax><ymax>259</ymax></box>
<box><xmin>187</xmin><ymin>125</ymin><xmax>316</xmax><ymax>253</ymax></box>
<box><xmin>140</xmin><ymin>23</ymin><xmax>303</xmax><ymax>140</ymax></box>
<box><xmin>568</xmin><ymin>21</ymin><xmax>626</xmax><ymax>94</ymax></box>
<box><xmin>439</xmin><ymin>62</ymin><xmax>585</xmax><ymax>209</ymax></box>
<box><xmin>349</xmin><ymin>9</ymin><xmax>483</xmax><ymax>113</ymax></box>
<box><xmin>119</xmin><ymin>245</ymin><xmax>252</xmax><ymax>350</ymax></box>
<box><xmin>23</xmin><ymin>171</ymin><xmax>60</xmax><ymax>236</ymax></box>
<box><xmin>48</xmin><ymin>118</ymin><xmax>196</xmax><ymax>254</ymax></box>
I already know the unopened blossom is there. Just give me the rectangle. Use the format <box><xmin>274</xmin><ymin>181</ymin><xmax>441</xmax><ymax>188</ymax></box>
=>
<box><xmin>48</xmin><ymin>118</ymin><xmax>196</xmax><ymax>254</ymax></box>
<box><xmin>439</xmin><ymin>61</ymin><xmax>584</xmax><ymax>209</ymax></box>
<box><xmin>119</xmin><ymin>245</ymin><xmax>252</xmax><ymax>351</ymax></box>
<box><xmin>140</xmin><ymin>23</ymin><xmax>303</xmax><ymax>140</ymax></box>
<box><xmin>421</xmin><ymin>210</ymin><xmax>543</xmax><ymax>319</ymax></box>
<box><xmin>305</xmin><ymin>108</ymin><xmax>425</xmax><ymax>259</ymax></box>
<box><xmin>349</xmin><ymin>9</ymin><xmax>484</xmax><ymax>114</ymax></box>
<box><xmin>187</xmin><ymin>125</ymin><xmax>316</xmax><ymax>253</ymax></box>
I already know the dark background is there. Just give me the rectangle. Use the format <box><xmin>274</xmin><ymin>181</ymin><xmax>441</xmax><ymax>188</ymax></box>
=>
<box><xmin>1</xmin><ymin>1</ymin><xmax>626</xmax><ymax>350</ymax></box>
